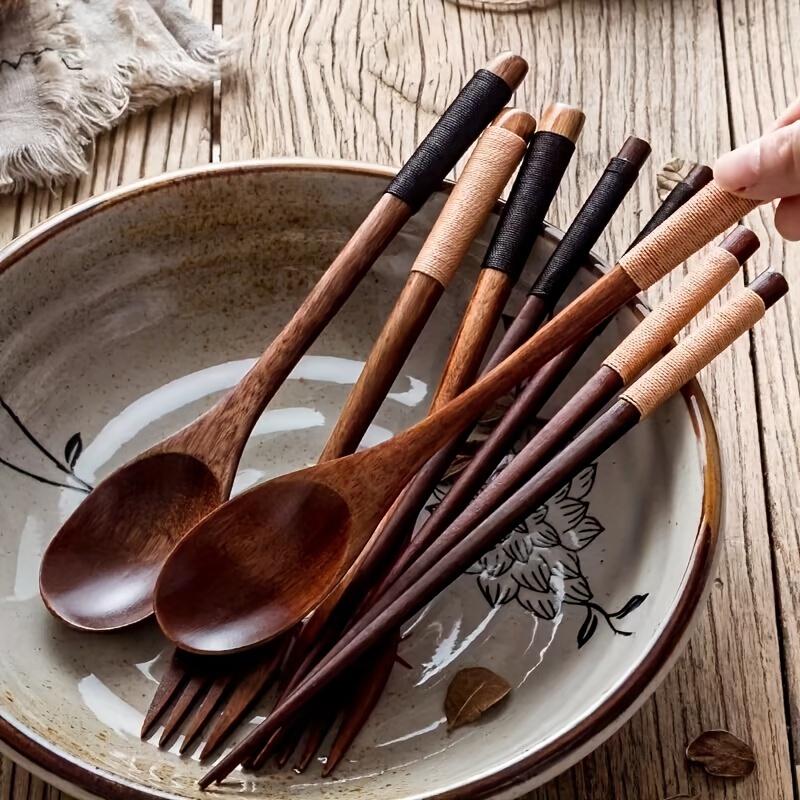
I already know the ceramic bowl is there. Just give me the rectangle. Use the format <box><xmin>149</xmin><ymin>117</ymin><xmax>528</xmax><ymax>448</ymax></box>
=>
<box><xmin>0</xmin><ymin>160</ymin><xmax>721</xmax><ymax>800</ymax></box>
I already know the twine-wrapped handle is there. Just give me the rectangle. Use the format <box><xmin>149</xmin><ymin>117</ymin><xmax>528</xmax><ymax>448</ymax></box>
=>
<box><xmin>621</xmin><ymin>271</ymin><xmax>787</xmax><ymax>417</ymax></box>
<box><xmin>618</xmin><ymin>181</ymin><xmax>761</xmax><ymax>290</ymax></box>
<box><xmin>410</xmin><ymin>109</ymin><xmax>535</xmax><ymax>289</ymax></box>
<box><xmin>604</xmin><ymin>226</ymin><xmax>758</xmax><ymax>384</ymax></box>
<box><xmin>480</xmin><ymin>103</ymin><xmax>585</xmax><ymax>281</ymax></box>
<box><xmin>386</xmin><ymin>54</ymin><xmax>527</xmax><ymax>212</ymax></box>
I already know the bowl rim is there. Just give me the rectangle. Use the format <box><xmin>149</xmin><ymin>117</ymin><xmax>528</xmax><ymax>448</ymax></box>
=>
<box><xmin>0</xmin><ymin>157</ymin><xmax>722</xmax><ymax>800</ymax></box>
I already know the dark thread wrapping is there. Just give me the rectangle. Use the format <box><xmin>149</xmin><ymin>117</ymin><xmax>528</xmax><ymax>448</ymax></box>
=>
<box><xmin>481</xmin><ymin>132</ymin><xmax>576</xmax><ymax>280</ymax></box>
<box><xmin>529</xmin><ymin>156</ymin><xmax>643</xmax><ymax>308</ymax></box>
<box><xmin>385</xmin><ymin>70</ymin><xmax>512</xmax><ymax>212</ymax></box>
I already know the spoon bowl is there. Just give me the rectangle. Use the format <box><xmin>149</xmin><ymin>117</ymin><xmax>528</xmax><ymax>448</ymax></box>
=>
<box><xmin>40</xmin><ymin>453</ymin><xmax>222</xmax><ymax>630</ymax></box>
<box><xmin>155</xmin><ymin>474</ymin><xmax>353</xmax><ymax>653</ymax></box>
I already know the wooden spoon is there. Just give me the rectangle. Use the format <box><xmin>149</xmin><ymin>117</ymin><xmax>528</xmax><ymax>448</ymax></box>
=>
<box><xmin>37</xmin><ymin>52</ymin><xmax>528</xmax><ymax>632</ymax></box>
<box><xmin>153</xmin><ymin>181</ymin><xmax>760</xmax><ymax>656</ymax></box>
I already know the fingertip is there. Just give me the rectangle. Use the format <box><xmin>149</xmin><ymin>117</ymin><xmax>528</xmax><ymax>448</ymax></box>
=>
<box><xmin>775</xmin><ymin>195</ymin><xmax>800</xmax><ymax>241</ymax></box>
<box><xmin>713</xmin><ymin>145</ymin><xmax>761</xmax><ymax>195</ymax></box>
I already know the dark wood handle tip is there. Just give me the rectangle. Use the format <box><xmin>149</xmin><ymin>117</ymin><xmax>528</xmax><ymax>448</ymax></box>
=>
<box><xmin>749</xmin><ymin>270</ymin><xmax>789</xmax><ymax>309</ymax></box>
<box><xmin>719</xmin><ymin>225</ymin><xmax>760</xmax><ymax>264</ymax></box>
<box><xmin>537</xmin><ymin>103</ymin><xmax>586</xmax><ymax>142</ymax></box>
<box><xmin>617</xmin><ymin>135</ymin><xmax>652</xmax><ymax>166</ymax></box>
<box><xmin>493</xmin><ymin>107</ymin><xmax>537</xmax><ymax>139</ymax></box>
<box><xmin>485</xmin><ymin>52</ymin><xmax>529</xmax><ymax>89</ymax></box>
<box><xmin>684</xmin><ymin>163</ymin><xmax>714</xmax><ymax>190</ymax></box>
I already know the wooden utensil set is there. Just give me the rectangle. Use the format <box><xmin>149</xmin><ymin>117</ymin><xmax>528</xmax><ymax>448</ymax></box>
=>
<box><xmin>35</xmin><ymin>51</ymin><xmax>787</xmax><ymax>787</ymax></box>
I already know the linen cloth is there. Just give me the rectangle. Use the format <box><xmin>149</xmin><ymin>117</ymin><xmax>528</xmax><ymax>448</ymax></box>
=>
<box><xmin>0</xmin><ymin>0</ymin><xmax>232</xmax><ymax>193</ymax></box>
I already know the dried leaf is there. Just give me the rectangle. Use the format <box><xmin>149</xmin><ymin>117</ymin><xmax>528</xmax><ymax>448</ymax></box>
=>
<box><xmin>444</xmin><ymin>667</ymin><xmax>511</xmax><ymax>730</ymax></box>
<box><xmin>686</xmin><ymin>729</ymin><xmax>755</xmax><ymax>777</ymax></box>
<box><xmin>656</xmin><ymin>157</ymin><xmax>695</xmax><ymax>200</ymax></box>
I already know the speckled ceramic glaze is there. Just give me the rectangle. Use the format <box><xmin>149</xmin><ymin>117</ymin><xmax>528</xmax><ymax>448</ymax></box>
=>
<box><xmin>0</xmin><ymin>161</ymin><xmax>722</xmax><ymax>800</ymax></box>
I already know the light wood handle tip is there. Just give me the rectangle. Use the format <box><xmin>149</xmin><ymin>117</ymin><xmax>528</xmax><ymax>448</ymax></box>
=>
<box><xmin>485</xmin><ymin>52</ymin><xmax>529</xmax><ymax>89</ymax></box>
<box><xmin>492</xmin><ymin>107</ymin><xmax>537</xmax><ymax>140</ymax></box>
<box><xmin>537</xmin><ymin>103</ymin><xmax>586</xmax><ymax>142</ymax></box>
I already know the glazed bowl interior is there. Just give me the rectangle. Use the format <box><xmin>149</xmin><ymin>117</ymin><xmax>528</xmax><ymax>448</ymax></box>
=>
<box><xmin>0</xmin><ymin>162</ymin><xmax>719</xmax><ymax>800</ymax></box>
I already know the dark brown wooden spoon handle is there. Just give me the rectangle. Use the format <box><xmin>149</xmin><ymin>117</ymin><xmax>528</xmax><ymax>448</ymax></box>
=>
<box><xmin>163</xmin><ymin>53</ymin><xmax>528</xmax><ymax>491</ymax></box>
<box><xmin>319</xmin><ymin>110</ymin><xmax>534</xmax><ymax>460</ymax></box>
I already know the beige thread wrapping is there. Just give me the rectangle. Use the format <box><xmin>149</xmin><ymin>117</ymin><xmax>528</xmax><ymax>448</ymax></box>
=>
<box><xmin>603</xmin><ymin>247</ymin><xmax>740</xmax><ymax>383</ymax></box>
<box><xmin>411</xmin><ymin>126</ymin><xmax>527</xmax><ymax>288</ymax></box>
<box><xmin>621</xmin><ymin>289</ymin><xmax>765</xmax><ymax>418</ymax></box>
<box><xmin>618</xmin><ymin>182</ymin><xmax>760</xmax><ymax>290</ymax></box>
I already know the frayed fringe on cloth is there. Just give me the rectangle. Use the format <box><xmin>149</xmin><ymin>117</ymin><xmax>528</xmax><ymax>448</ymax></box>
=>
<box><xmin>0</xmin><ymin>0</ymin><xmax>236</xmax><ymax>193</ymax></box>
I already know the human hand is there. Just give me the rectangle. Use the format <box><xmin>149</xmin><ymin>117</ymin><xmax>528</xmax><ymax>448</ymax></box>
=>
<box><xmin>714</xmin><ymin>96</ymin><xmax>800</xmax><ymax>240</ymax></box>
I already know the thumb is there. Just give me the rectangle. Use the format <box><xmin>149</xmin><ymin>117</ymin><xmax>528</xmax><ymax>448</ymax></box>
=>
<box><xmin>713</xmin><ymin>119</ymin><xmax>800</xmax><ymax>200</ymax></box>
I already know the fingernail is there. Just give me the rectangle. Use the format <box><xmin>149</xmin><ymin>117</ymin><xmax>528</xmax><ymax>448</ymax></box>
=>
<box><xmin>714</xmin><ymin>142</ymin><xmax>761</xmax><ymax>192</ymax></box>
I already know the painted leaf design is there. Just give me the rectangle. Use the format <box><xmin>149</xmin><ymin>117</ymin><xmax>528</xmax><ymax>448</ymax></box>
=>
<box><xmin>444</xmin><ymin>667</ymin><xmax>511</xmax><ymax>730</ymax></box>
<box><xmin>516</xmin><ymin>588</ymin><xmax>560</xmax><ymax>620</ymax></box>
<box><xmin>559</xmin><ymin>515</ymin><xmax>604</xmax><ymax>551</ymax></box>
<box><xmin>529</xmin><ymin>503</ymin><xmax>547</xmax><ymax>524</ymax></box>
<box><xmin>549</xmin><ymin>497</ymin><xmax>588</xmax><ymax>529</ymax></box>
<box><xmin>477</xmin><ymin>572</ymin><xmax>517</xmax><ymax>606</ymax></box>
<box><xmin>569</xmin><ymin>464</ymin><xmax>597</xmax><ymax>499</ymax></box>
<box><xmin>510</xmin><ymin>555</ymin><xmax>551</xmax><ymax>593</ymax></box>
<box><xmin>529</xmin><ymin>521</ymin><xmax>560</xmax><ymax>548</ymax></box>
<box><xmin>563</xmin><ymin>574</ymin><xmax>593</xmax><ymax>603</ymax></box>
<box><xmin>577</xmin><ymin>608</ymin><xmax>598</xmax><ymax>648</ymax></box>
<box><xmin>551</xmin><ymin>482</ymin><xmax>570</xmax><ymax>502</ymax></box>
<box><xmin>613</xmin><ymin>593</ymin><xmax>649</xmax><ymax>619</ymax></box>
<box><xmin>503</xmin><ymin>530</ymin><xmax>535</xmax><ymax>563</ymax></box>
<box><xmin>685</xmin><ymin>729</ymin><xmax>755</xmax><ymax>777</ymax></box>
<box><xmin>467</xmin><ymin>547</ymin><xmax>513</xmax><ymax>577</ymax></box>
<box><xmin>541</xmin><ymin>548</ymin><xmax>582</xmax><ymax>579</ymax></box>
<box><xmin>64</xmin><ymin>433</ymin><xmax>83</xmax><ymax>468</ymax></box>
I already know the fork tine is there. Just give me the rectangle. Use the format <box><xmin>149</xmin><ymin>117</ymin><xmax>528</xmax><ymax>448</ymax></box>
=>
<box><xmin>274</xmin><ymin>722</ymin><xmax>307</xmax><ymax>768</ymax></box>
<box><xmin>322</xmin><ymin>637</ymin><xmax>399</xmax><ymax>777</ymax></box>
<box><xmin>294</xmin><ymin>702</ymin><xmax>340</xmax><ymax>773</ymax></box>
<box><xmin>158</xmin><ymin>675</ymin><xmax>210</xmax><ymax>748</ymax></box>
<box><xmin>141</xmin><ymin>651</ymin><xmax>190</xmax><ymax>739</ymax></box>
<box><xmin>177</xmin><ymin>673</ymin><xmax>234</xmax><ymax>755</ymax></box>
<box><xmin>198</xmin><ymin>640</ymin><xmax>285</xmax><ymax>760</ymax></box>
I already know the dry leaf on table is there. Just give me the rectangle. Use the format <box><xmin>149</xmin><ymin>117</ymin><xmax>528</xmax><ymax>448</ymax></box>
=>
<box><xmin>444</xmin><ymin>667</ymin><xmax>511</xmax><ymax>730</ymax></box>
<box><xmin>686</xmin><ymin>729</ymin><xmax>756</xmax><ymax>777</ymax></box>
<box><xmin>657</xmin><ymin>157</ymin><xmax>698</xmax><ymax>201</ymax></box>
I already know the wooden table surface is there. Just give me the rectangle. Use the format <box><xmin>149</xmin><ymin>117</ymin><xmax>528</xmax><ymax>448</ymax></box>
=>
<box><xmin>1</xmin><ymin>1</ymin><xmax>798</xmax><ymax>799</ymax></box>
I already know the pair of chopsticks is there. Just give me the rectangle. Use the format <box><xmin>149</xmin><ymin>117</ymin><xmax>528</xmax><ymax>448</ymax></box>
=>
<box><xmin>200</xmin><ymin>203</ymin><xmax>784</xmax><ymax>787</ymax></box>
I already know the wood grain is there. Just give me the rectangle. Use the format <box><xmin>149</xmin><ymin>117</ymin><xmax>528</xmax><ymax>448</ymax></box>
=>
<box><xmin>219</xmin><ymin>1</ymin><xmax>793</xmax><ymax>799</ymax></box>
<box><xmin>719</xmin><ymin>0</ymin><xmax>800</xmax><ymax>785</ymax></box>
